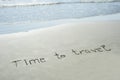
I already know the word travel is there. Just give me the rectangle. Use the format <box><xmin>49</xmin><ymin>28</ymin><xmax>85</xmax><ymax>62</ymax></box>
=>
<box><xmin>72</xmin><ymin>45</ymin><xmax>111</xmax><ymax>55</ymax></box>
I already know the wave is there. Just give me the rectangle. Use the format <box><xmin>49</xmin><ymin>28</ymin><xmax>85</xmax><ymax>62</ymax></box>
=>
<box><xmin>79</xmin><ymin>0</ymin><xmax>120</xmax><ymax>2</ymax></box>
<box><xmin>0</xmin><ymin>2</ymin><xmax>61</xmax><ymax>8</ymax></box>
<box><xmin>0</xmin><ymin>0</ymin><xmax>120</xmax><ymax>8</ymax></box>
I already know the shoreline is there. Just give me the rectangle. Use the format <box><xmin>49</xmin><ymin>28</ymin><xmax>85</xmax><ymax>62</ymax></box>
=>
<box><xmin>0</xmin><ymin>13</ymin><xmax>120</xmax><ymax>35</ymax></box>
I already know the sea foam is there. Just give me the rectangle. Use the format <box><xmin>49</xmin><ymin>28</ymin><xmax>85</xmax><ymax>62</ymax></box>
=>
<box><xmin>0</xmin><ymin>0</ymin><xmax>120</xmax><ymax>8</ymax></box>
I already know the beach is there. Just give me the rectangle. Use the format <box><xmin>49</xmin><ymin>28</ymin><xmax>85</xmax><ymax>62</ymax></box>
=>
<box><xmin>0</xmin><ymin>19</ymin><xmax>120</xmax><ymax>80</ymax></box>
<box><xmin>0</xmin><ymin>0</ymin><xmax>120</xmax><ymax>80</ymax></box>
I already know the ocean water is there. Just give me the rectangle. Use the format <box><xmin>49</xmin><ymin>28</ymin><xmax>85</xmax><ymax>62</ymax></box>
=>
<box><xmin>0</xmin><ymin>0</ymin><xmax>120</xmax><ymax>34</ymax></box>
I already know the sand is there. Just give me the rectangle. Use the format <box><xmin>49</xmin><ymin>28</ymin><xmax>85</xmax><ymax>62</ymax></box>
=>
<box><xmin>0</xmin><ymin>19</ymin><xmax>120</xmax><ymax>80</ymax></box>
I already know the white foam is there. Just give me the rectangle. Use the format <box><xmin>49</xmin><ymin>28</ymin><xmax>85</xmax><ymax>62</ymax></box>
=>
<box><xmin>0</xmin><ymin>2</ymin><xmax>61</xmax><ymax>8</ymax></box>
<box><xmin>0</xmin><ymin>0</ymin><xmax>120</xmax><ymax>8</ymax></box>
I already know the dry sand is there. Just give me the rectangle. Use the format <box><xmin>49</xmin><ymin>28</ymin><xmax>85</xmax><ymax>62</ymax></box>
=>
<box><xmin>0</xmin><ymin>21</ymin><xmax>120</xmax><ymax>80</ymax></box>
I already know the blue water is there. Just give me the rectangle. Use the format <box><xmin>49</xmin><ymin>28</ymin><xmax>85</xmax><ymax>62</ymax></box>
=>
<box><xmin>0</xmin><ymin>2</ymin><xmax>120</xmax><ymax>23</ymax></box>
<box><xmin>0</xmin><ymin>1</ymin><xmax>120</xmax><ymax>34</ymax></box>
